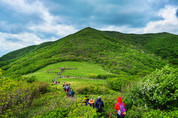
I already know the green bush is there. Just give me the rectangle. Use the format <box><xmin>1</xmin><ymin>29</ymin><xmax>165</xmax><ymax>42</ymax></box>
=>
<box><xmin>96</xmin><ymin>74</ymin><xmax>119</xmax><ymax>79</ymax></box>
<box><xmin>106</xmin><ymin>77</ymin><xmax>129</xmax><ymax>91</ymax></box>
<box><xmin>129</xmin><ymin>65</ymin><xmax>178</xmax><ymax>110</ymax></box>
<box><xmin>26</xmin><ymin>76</ymin><xmax>38</xmax><ymax>83</ymax></box>
<box><xmin>125</xmin><ymin>105</ymin><xmax>178</xmax><ymax>118</ymax></box>
<box><xmin>0</xmin><ymin>78</ymin><xmax>50</xmax><ymax>118</ymax></box>
<box><xmin>75</xmin><ymin>83</ymin><xmax>109</xmax><ymax>95</ymax></box>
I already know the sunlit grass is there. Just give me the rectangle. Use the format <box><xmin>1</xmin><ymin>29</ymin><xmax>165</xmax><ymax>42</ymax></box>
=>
<box><xmin>27</xmin><ymin>61</ymin><xmax>111</xmax><ymax>83</ymax></box>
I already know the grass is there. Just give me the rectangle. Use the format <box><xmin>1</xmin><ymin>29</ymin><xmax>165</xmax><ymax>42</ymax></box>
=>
<box><xmin>27</xmin><ymin>61</ymin><xmax>112</xmax><ymax>83</ymax></box>
<box><xmin>18</xmin><ymin>61</ymin><xmax>121</xmax><ymax>117</ymax></box>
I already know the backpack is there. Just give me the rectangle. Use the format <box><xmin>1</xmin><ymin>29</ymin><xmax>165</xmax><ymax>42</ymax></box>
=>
<box><xmin>97</xmin><ymin>102</ymin><xmax>103</xmax><ymax>111</ymax></box>
<box><xmin>117</xmin><ymin>102</ymin><xmax>126</xmax><ymax>117</ymax></box>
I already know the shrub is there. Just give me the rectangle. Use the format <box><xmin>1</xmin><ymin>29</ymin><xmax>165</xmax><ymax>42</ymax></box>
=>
<box><xmin>97</xmin><ymin>74</ymin><xmax>119</xmax><ymax>79</ymax></box>
<box><xmin>0</xmin><ymin>78</ymin><xmax>49</xmax><ymax>118</ymax></box>
<box><xmin>75</xmin><ymin>83</ymin><xmax>108</xmax><ymax>95</ymax></box>
<box><xmin>68</xmin><ymin>105</ymin><xmax>97</xmax><ymax>118</ymax></box>
<box><xmin>26</xmin><ymin>76</ymin><xmax>38</xmax><ymax>83</ymax></box>
<box><xmin>89</xmin><ymin>73</ymin><xmax>98</xmax><ymax>78</ymax></box>
<box><xmin>106</xmin><ymin>77</ymin><xmax>129</xmax><ymax>91</ymax></box>
<box><xmin>129</xmin><ymin>65</ymin><xmax>178</xmax><ymax>110</ymax></box>
<box><xmin>125</xmin><ymin>105</ymin><xmax>178</xmax><ymax>118</ymax></box>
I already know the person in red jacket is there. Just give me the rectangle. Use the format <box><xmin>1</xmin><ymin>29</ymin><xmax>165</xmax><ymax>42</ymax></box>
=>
<box><xmin>114</xmin><ymin>97</ymin><xmax>126</xmax><ymax>118</ymax></box>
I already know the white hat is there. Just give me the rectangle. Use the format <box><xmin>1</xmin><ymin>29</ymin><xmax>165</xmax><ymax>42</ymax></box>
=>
<box><xmin>98</xmin><ymin>96</ymin><xmax>101</xmax><ymax>99</ymax></box>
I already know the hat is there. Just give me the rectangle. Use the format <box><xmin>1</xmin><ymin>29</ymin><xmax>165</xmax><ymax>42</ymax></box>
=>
<box><xmin>89</xmin><ymin>99</ymin><xmax>94</xmax><ymax>104</ymax></box>
<box><xmin>98</xmin><ymin>96</ymin><xmax>101</xmax><ymax>99</ymax></box>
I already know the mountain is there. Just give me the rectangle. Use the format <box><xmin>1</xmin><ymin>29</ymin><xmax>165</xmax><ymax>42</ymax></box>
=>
<box><xmin>0</xmin><ymin>41</ymin><xmax>54</xmax><ymax>67</ymax></box>
<box><xmin>1</xmin><ymin>27</ymin><xmax>178</xmax><ymax>78</ymax></box>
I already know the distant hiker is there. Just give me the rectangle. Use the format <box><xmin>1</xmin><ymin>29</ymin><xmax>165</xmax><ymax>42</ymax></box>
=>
<box><xmin>55</xmin><ymin>81</ymin><xmax>57</xmax><ymax>84</ymax></box>
<box><xmin>58</xmin><ymin>72</ymin><xmax>60</xmax><ymax>76</ymax></box>
<box><xmin>63</xmin><ymin>82</ymin><xmax>66</xmax><ymax>91</ymax></box>
<box><xmin>58</xmin><ymin>81</ymin><xmax>60</xmax><ymax>84</ymax></box>
<box><xmin>71</xmin><ymin>90</ymin><xmax>75</xmax><ymax>97</ymax></box>
<box><xmin>83</xmin><ymin>96</ymin><xmax>89</xmax><ymax>106</ymax></box>
<box><xmin>52</xmin><ymin>79</ymin><xmax>54</xmax><ymax>83</ymax></box>
<box><xmin>88</xmin><ymin>99</ymin><xmax>95</xmax><ymax>108</ymax></box>
<box><xmin>115</xmin><ymin>97</ymin><xmax>127</xmax><ymax>118</ymax></box>
<box><xmin>96</xmin><ymin>98</ymin><xmax>104</xmax><ymax>113</ymax></box>
<box><xmin>69</xmin><ymin>89</ymin><xmax>72</xmax><ymax>96</ymax></box>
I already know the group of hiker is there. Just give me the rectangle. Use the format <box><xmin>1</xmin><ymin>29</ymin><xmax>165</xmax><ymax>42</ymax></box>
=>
<box><xmin>83</xmin><ymin>96</ymin><xmax>127</xmax><ymax>118</ymax></box>
<box><xmin>52</xmin><ymin>78</ymin><xmax>60</xmax><ymax>84</ymax></box>
<box><xmin>63</xmin><ymin>82</ymin><xmax>75</xmax><ymax>97</ymax></box>
<box><xmin>83</xmin><ymin>96</ymin><xmax>105</xmax><ymax>113</ymax></box>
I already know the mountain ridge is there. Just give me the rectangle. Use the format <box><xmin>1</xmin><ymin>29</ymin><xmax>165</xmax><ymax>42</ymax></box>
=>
<box><xmin>0</xmin><ymin>27</ymin><xmax>177</xmax><ymax>77</ymax></box>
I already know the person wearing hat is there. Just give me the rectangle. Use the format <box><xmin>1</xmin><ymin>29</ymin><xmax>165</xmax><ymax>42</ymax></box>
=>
<box><xmin>88</xmin><ymin>99</ymin><xmax>95</xmax><ymax>108</ymax></box>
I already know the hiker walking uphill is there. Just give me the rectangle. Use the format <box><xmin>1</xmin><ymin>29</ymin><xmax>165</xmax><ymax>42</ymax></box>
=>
<box><xmin>115</xmin><ymin>97</ymin><xmax>127</xmax><ymax>118</ymax></box>
<box><xmin>87</xmin><ymin>99</ymin><xmax>95</xmax><ymax>108</ymax></box>
<box><xmin>95</xmin><ymin>97</ymin><xmax>104</xmax><ymax>113</ymax></box>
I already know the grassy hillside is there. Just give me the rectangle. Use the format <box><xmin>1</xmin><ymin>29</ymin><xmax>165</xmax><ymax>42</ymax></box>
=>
<box><xmin>0</xmin><ymin>41</ymin><xmax>54</xmax><ymax>67</ymax></box>
<box><xmin>27</xmin><ymin>61</ymin><xmax>112</xmax><ymax>82</ymax></box>
<box><xmin>103</xmin><ymin>31</ymin><xmax>178</xmax><ymax>65</ymax></box>
<box><xmin>1</xmin><ymin>27</ymin><xmax>171</xmax><ymax>78</ymax></box>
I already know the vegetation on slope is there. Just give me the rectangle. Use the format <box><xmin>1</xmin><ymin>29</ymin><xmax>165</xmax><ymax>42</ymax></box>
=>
<box><xmin>0</xmin><ymin>41</ymin><xmax>54</xmax><ymax>67</ymax></box>
<box><xmin>1</xmin><ymin>64</ymin><xmax>178</xmax><ymax>118</ymax></box>
<box><xmin>1</xmin><ymin>27</ymin><xmax>168</xmax><ymax>79</ymax></box>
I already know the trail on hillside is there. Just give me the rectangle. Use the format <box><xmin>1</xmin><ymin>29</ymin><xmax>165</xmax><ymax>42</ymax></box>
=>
<box><xmin>47</xmin><ymin>67</ymin><xmax>105</xmax><ymax>80</ymax></box>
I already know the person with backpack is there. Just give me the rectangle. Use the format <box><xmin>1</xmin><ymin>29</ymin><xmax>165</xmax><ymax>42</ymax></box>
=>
<box><xmin>71</xmin><ymin>90</ymin><xmax>75</xmax><ymax>97</ymax></box>
<box><xmin>114</xmin><ymin>97</ymin><xmax>127</xmax><ymax>118</ymax></box>
<box><xmin>95</xmin><ymin>96</ymin><xmax>101</xmax><ymax>105</ymax></box>
<box><xmin>96</xmin><ymin>98</ymin><xmax>104</xmax><ymax>113</ymax></box>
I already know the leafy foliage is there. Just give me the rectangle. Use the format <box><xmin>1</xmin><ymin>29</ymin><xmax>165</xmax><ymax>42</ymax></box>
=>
<box><xmin>0</xmin><ymin>78</ymin><xmax>49</xmax><ymax>118</ymax></box>
<box><xmin>0</xmin><ymin>27</ymin><xmax>169</xmax><ymax>79</ymax></box>
<box><xmin>129</xmin><ymin>65</ymin><xmax>178</xmax><ymax>110</ymax></box>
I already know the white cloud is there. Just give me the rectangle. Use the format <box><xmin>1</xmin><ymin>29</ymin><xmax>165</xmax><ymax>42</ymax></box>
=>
<box><xmin>100</xmin><ymin>5</ymin><xmax>178</xmax><ymax>35</ymax></box>
<box><xmin>0</xmin><ymin>0</ymin><xmax>76</xmax><ymax>37</ymax></box>
<box><xmin>0</xmin><ymin>32</ymin><xmax>53</xmax><ymax>51</ymax></box>
<box><xmin>144</xmin><ymin>5</ymin><xmax>178</xmax><ymax>34</ymax></box>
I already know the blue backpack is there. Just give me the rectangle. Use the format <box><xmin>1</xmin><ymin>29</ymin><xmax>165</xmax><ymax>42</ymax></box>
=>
<box><xmin>117</xmin><ymin>102</ymin><xmax>126</xmax><ymax>117</ymax></box>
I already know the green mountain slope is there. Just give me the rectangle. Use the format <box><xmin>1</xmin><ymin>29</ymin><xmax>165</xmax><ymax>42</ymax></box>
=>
<box><xmin>0</xmin><ymin>41</ymin><xmax>54</xmax><ymax>67</ymax></box>
<box><xmin>2</xmin><ymin>27</ymin><xmax>177</xmax><ymax>78</ymax></box>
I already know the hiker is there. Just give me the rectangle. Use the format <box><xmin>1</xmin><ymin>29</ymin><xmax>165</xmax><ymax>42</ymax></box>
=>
<box><xmin>52</xmin><ymin>79</ymin><xmax>54</xmax><ymax>83</ymax></box>
<box><xmin>69</xmin><ymin>89</ymin><xmax>72</xmax><ymax>96</ymax></box>
<box><xmin>63</xmin><ymin>82</ymin><xmax>66</xmax><ymax>91</ymax></box>
<box><xmin>114</xmin><ymin>97</ymin><xmax>127</xmax><ymax>118</ymax></box>
<box><xmin>83</xmin><ymin>96</ymin><xmax>89</xmax><ymax>106</ymax></box>
<box><xmin>96</xmin><ymin>98</ymin><xmax>104</xmax><ymax>113</ymax></box>
<box><xmin>88</xmin><ymin>99</ymin><xmax>95</xmax><ymax>108</ymax></box>
<box><xmin>55</xmin><ymin>81</ymin><xmax>57</xmax><ymax>84</ymax></box>
<box><xmin>71</xmin><ymin>90</ymin><xmax>75</xmax><ymax>97</ymax></box>
<box><xmin>58</xmin><ymin>81</ymin><xmax>60</xmax><ymax>84</ymax></box>
<box><xmin>95</xmin><ymin>96</ymin><xmax>101</xmax><ymax>105</ymax></box>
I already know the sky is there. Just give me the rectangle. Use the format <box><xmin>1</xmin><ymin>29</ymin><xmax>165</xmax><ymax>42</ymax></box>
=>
<box><xmin>0</xmin><ymin>0</ymin><xmax>178</xmax><ymax>57</ymax></box>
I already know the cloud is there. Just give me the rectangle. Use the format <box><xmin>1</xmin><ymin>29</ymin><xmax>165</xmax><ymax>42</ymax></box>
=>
<box><xmin>0</xmin><ymin>32</ymin><xmax>54</xmax><ymax>51</ymax></box>
<box><xmin>144</xmin><ymin>5</ymin><xmax>178</xmax><ymax>34</ymax></box>
<box><xmin>100</xmin><ymin>5</ymin><xmax>178</xmax><ymax>35</ymax></box>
